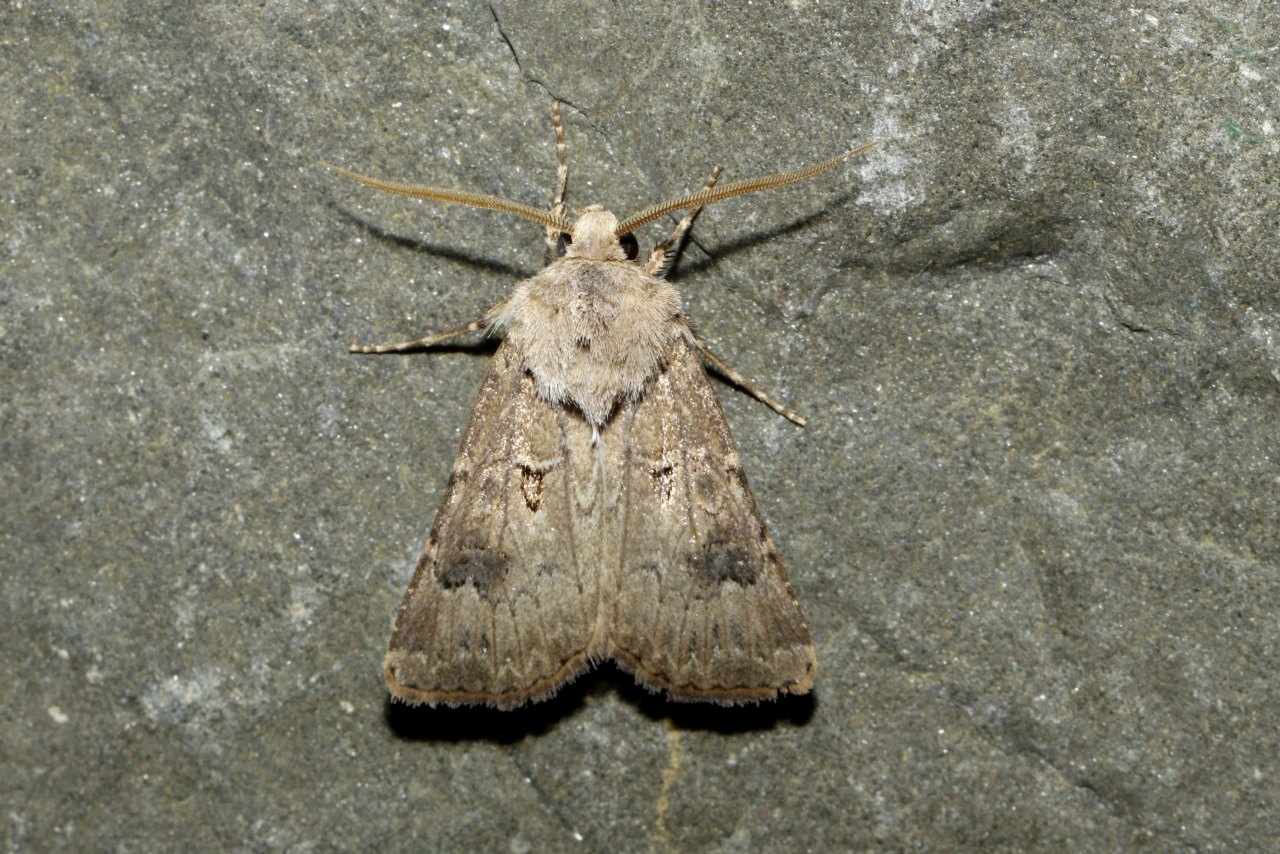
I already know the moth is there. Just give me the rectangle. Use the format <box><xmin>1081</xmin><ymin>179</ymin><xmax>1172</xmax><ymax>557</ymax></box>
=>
<box><xmin>326</xmin><ymin>102</ymin><xmax>872</xmax><ymax>709</ymax></box>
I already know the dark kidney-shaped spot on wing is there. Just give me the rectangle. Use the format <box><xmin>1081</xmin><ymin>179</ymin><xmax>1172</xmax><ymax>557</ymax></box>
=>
<box><xmin>692</xmin><ymin>538</ymin><xmax>760</xmax><ymax>586</ymax></box>
<box><xmin>436</xmin><ymin>546</ymin><xmax>511</xmax><ymax>594</ymax></box>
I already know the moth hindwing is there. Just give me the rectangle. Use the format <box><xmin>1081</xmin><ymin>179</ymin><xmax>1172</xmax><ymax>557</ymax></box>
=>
<box><xmin>326</xmin><ymin>102</ymin><xmax>874</xmax><ymax>709</ymax></box>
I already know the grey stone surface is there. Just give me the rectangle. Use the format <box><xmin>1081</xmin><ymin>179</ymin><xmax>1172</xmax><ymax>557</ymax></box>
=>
<box><xmin>3</xmin><ymin>0</ymin><xmax>1277</xmax><ymax>850</ymax></box>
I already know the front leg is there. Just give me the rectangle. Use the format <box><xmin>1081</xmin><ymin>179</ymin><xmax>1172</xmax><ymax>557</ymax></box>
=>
<box><xmin>643</xmin><ymin>164</ymin><xmax>724</xmax><ymax>279</ymax></box>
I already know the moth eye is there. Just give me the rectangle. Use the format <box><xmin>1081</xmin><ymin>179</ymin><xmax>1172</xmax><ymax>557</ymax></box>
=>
<box><xmin>619</xmin><ymin>233</ymin><xmax>639</xmax><ymax>260</ymax></box>
<box><xmin>556</xmin><ymin>232</ymin><xmax>573</xmax><ymax>256</ymax></box>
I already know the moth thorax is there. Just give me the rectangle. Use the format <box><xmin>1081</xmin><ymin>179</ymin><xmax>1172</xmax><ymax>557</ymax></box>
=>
<box><xmin>567</xmin><ymin>207</ymin><xmax>626</xmax><ymax>261</ymax></box>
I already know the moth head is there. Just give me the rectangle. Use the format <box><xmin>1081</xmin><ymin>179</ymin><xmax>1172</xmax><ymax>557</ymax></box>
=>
<box><xmin>557</xmin><ymin>206</ymin><xmax>639</xmax><ymax>262</ymax></box>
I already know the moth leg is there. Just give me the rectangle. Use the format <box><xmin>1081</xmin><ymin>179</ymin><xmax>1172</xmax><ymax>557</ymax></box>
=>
<box><xmin>643</xmin><ymin>164</ymin><xmax>724</xmax><ymax>279</ymax></box>
<box><xmin>544</xmin><ymin>100</ymin><xmax>570</xmax><ymax>252</ymax></box>
<box><xmin>686</xmin><ymin>329</ymin><xmax>807</xmax><ymax>427</ymax></box>
<box><xmin>349</xmin><ymin>316</ymin><xmax>490</xmax><ymax>354</ymax></box>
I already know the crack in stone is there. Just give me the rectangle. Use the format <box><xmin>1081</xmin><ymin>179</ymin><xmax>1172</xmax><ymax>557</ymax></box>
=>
<box><xmin>488</xmin><ymin>4</ymin><xmax>523</xmax><ymax>74</ymax></box>
<box><xmin>488</xmin><ymin>4</ymin><xmax>609</xmax><ymax>146</ymax></box>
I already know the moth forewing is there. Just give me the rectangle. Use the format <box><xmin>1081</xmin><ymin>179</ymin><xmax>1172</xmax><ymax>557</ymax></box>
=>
<box><xmin>328</xmin><ymin>102</ymin><xmax>872</xmax><ymax>709</ymax></box>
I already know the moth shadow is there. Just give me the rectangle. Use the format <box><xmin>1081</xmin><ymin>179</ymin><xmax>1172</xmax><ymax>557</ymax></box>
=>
<box><xmin>672</xmin><ymin>189</ymin><xmax>857</xmax><ymax>279</ymax></box>
<box><xmin>351</xmin><ymin>338</ymin><xmax>501</xmax><ymax>358</ymax></box>
<box><xmin>619</xmin><ymin>674</ymin><xmax>818</xmax><ymax>734</ymax></box>
<box><xmin>326</xmin><ymin>201</ymin><xmax>537</xmax><ymax>280</ymax></box>
<box><xmin>384</xmin><ymin>664</ymin><xmax>816</xmax><ymax>743</ymax></box>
